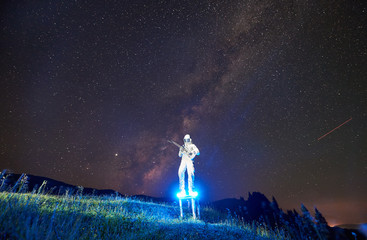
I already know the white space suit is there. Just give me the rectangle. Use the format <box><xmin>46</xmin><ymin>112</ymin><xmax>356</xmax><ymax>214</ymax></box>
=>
<box><xmin>178</xmin><ymin>134</ymin><xmax>199</xmax><ymax>196</ymax></box>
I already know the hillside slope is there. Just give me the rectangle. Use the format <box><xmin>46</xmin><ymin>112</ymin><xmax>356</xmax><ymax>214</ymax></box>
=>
<box><xmin>0</xmin><ymin>191</ymin><xmax>283</xmax><ymax>240</ymax></box>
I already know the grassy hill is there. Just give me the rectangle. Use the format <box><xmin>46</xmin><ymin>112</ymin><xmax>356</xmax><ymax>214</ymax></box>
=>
<box><xmin>0</xmin><ymin>190</ymin><xmax>286</xmax><ymax>239</ymax></box>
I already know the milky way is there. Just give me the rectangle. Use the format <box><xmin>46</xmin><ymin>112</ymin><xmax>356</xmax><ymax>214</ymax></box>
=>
<box><xmin>1</xmin><ymin>0</ymin><xmax>366</xmax><ymax>225</ymax></box>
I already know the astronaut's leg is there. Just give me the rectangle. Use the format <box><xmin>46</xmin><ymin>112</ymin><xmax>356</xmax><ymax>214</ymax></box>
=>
<box><xmin>178</xmin><ymin>160</ymin><xmax>187</xmax><ymax>192</ymax></box>
<box><xmin>187</xmin><ymin>159</ymin><xmax>195</xmax><ymax>194</ymax></box>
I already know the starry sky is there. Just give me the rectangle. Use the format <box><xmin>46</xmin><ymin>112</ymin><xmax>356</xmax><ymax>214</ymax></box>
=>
<box><xmin>1</xmin><ymin>0</ymin><xmax>366</xmax><ymax>226</ymax></box>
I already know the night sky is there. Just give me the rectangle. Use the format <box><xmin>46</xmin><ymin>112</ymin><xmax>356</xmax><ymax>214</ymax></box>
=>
<box><xmin>1</xmin><ymin>0</ymin><xmax>366</xmax><ymax>226</ymax></box>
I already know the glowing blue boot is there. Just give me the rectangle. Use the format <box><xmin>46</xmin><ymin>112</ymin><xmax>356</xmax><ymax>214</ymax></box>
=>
<box><xmin>188</xmin><ymin>190</ymin><xmax>198</xmax><ymax>197</ymax></box>
<box><xmin>177</xmin><ymin>190</ymin><xmax>186</xmax><ymax>198</ymax></box>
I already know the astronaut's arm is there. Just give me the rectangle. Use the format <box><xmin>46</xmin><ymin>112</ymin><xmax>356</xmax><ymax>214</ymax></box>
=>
<box><xmin>193</xmin><ymin>147</ymin><xmax>200</xmax><ymax>156</ymax></box>
<box><xmin>178</xmin><ymin>147</ymin><xmax>184</xmax><ymax>157</ymax></box>
<box><xmin>189</xmin><ymin>146</ymin><xmax>200</xmax><ymax>158</ymax></box>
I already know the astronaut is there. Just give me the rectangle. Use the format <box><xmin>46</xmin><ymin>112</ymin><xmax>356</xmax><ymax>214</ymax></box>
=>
<box><xmin>178</xmin><ymin>134</ymin><xmax>200</xmax><ymax>197</ymax></box>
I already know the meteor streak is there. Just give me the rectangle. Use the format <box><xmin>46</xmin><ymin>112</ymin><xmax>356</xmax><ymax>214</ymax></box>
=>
<box><xmin>317</xmin><ymin>117</ymin><xmax>352</xmax><ymax>141</ymax></box>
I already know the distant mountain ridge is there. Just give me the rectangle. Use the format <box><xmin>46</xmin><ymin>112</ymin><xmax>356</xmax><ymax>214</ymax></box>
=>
<box><xmin>0</xmin><ymin>171</ymin><xmax>177</xmax><ymax>203</ymax></box>
<box><xmin>0</xmin><ymin>171</ymin><xmax>122</xmax><ymax>197</ymax></box>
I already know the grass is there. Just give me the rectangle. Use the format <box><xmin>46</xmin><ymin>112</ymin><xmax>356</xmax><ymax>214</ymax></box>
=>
<box><xmin>0</xmin><ymin>190</ymin><xmax>288</xmax><ymax>239</ymax></box>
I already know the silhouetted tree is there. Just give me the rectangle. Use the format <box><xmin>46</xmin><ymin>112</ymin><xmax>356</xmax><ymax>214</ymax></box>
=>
<box><xmin>301</xmin><ymin>204</ymin><xmax>313</xmax><ymax>221</ymax></box>
<box><xmin>315</xmin><ymin>207</ymin><xmax>329</xmax><ymax>240</ymax></box>
<box><xmin>314</xmin><ymin>207</ymin><xmax>327</xmax><ymax>225</ymax></box>
<box><xmin>301</xmin><ymin>204</ymin><xmax>317</xmax><ymax>239</ymax></box>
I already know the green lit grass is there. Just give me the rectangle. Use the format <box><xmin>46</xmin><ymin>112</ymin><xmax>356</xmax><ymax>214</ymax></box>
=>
<box><xmin>0</xmin><ymin>191</ymin><xmax>287</xmax><ymax>239</ymax></box>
